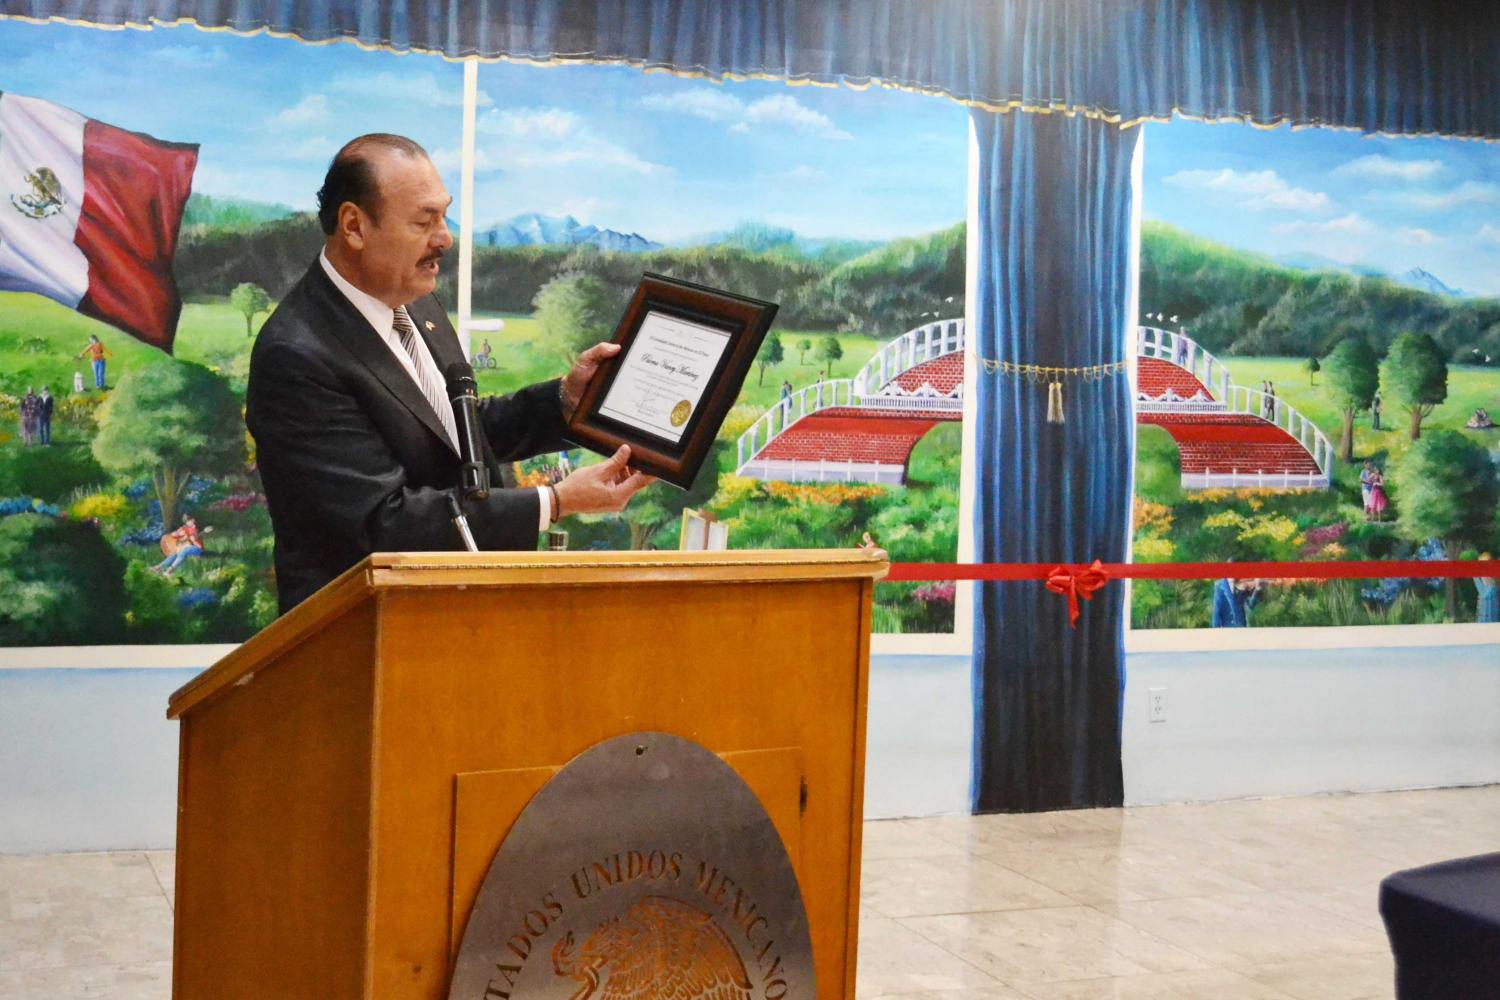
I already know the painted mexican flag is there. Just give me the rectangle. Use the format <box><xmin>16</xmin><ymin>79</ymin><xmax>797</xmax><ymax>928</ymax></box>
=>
<box><xmin>0</xmin><ymin>92</ymin><xmax>198</xmax><ymax>352</ymax></box>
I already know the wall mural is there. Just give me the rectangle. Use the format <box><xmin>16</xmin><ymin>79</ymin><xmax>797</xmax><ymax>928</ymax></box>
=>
<box><xmin>1132</xmin><ymin>121</ymin><xmax>1500</xmax><ymax>628</ymax></box>
<box><xmin>0</xmin><ymin>20</ymin><xmax>1495</xmax><ymax>648</ymax></box>
<box><xmin>0</xmin><ymin>20</ymin><xmax>966</xmax><ymax>646</ymax></box>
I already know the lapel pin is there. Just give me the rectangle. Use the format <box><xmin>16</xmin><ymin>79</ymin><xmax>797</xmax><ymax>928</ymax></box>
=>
<box><xmin>424</xmin><ymin>320</ymin><xmax>435</xmax><ymax>331</ymax></box>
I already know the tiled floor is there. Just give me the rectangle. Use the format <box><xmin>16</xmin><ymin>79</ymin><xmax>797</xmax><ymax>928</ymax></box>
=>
<box><xmin>3</xmin><ymin>785</ymin><xmax>1496</xmax><ymax>999</ymax></box>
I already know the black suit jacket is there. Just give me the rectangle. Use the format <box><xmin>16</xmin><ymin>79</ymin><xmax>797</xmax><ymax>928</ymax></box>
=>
<box><xmin>246</xmin><ymin>260</ymin><xmax>568</xmax><ymax>613</ymax></box>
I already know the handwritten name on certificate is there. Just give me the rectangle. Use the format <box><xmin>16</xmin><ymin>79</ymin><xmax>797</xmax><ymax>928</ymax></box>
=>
<box><xmin>597</xmin><ymin>311</ymin><xmax>732</xmax><ymax>445</ymax></box>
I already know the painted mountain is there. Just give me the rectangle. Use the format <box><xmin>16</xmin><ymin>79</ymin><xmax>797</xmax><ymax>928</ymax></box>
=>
<box><xmin>1271</xmin><ymin>251</ymin><xmax>1471</xmax><ymax>299</ymax></box>
<box><xmin>677</xmin><ymin>221</ymin><xmax>881</xmax><ymax>264</ymax></box>
<box><xmin>473</xmin><ymin>213</ymin><xmax>660</xmax><ymax>252</ymax></box>
<box><xmin>1397</xmin><ymin>267</ymin><xmax>1469</xmax><ymax>299</ymax></box>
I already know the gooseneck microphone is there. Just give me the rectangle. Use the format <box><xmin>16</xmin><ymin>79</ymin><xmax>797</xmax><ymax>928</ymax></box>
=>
<box><xmin>445</xmin><ymin>362</ymin><xmax>490</xmax><ymax>501</ymax></box>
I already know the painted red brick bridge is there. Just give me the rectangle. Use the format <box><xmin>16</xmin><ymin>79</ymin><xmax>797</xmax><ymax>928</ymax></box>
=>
<box><xmin>735</xmin><ymin>321</ymin><xmax>1333</xmax><ymax>489</ymax></box>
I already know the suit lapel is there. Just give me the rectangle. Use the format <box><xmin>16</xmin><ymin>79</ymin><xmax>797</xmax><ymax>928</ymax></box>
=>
<box><xmin>305</xmin><ymin>264</ymin><xmax>456</xmax><ymax>452</ymax></box>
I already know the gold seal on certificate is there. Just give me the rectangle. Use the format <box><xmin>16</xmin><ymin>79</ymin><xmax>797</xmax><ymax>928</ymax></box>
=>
<box><xmin>566</xmin><ymin>273</ymin><xmax>779</xmax><ymax>489</ymax></box>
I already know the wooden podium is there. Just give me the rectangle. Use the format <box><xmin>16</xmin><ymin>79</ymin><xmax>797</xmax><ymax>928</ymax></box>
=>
<box><xmin>166</xmin><ymin>549</ymin><xmax>887</xmax><ymax>999</ymax></box>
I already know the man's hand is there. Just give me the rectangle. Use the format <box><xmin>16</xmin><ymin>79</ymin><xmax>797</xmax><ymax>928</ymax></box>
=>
<box><xmin>560</xmin><ymin>342</ymin><xmax>621</xmax><ymax>416</ymax></box>
<box><xmin>553</xmin><ymin>444</ymin><xmax>654</xmax><ymax>516</ymax></box>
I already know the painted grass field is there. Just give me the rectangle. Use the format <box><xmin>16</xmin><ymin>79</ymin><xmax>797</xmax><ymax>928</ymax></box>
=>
<box><xmin>1218</xmin><ymin>356</ymin><xmax>1500</xmax><ymax>465</ymax></box>
<box><xmin>0</xmin><ymin>293</ymin><xmax>957</xmax><ymax>641</ymax></box>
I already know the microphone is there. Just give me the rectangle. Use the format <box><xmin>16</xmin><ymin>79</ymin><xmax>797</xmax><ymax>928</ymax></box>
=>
<box><xmin>444</xmin><ymin>362</ymin><xmax>490</xmax><ymax>501</ymax></box>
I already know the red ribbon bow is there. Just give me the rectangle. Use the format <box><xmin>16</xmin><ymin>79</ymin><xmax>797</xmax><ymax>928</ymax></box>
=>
<box><xmin>1045</xmin><ymin>560</ymin><xmax>1110</xmax><ymax>627</ymax></box>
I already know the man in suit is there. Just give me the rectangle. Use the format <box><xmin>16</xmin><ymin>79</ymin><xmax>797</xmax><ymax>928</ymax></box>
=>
<box><xmin>247</xmin><ymin>134</ymin><xmax>652</xmax><ymax>613</ymax></box>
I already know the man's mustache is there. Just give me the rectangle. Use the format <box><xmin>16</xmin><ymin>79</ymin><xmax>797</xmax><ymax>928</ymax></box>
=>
<box><xmin>420</xmin><ymin>250</ymin><xmax>445</xmax><ymax>265</ymax></box>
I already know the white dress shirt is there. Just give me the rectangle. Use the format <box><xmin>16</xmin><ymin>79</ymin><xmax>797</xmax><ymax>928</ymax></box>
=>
<box><xmin>318</xmin><ymin>250</ymin><xmax>551</xmax><ymax>529</ymax></box>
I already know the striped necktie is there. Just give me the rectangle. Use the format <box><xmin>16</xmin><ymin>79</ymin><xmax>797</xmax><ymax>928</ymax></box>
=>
<box><xmin>392</xmin><ymin>306</ymin><xmax>460</xmax><ymax>453</ymax></box>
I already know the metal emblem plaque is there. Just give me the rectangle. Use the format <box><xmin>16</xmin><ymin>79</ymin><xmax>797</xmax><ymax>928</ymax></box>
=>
<box><xmin>448</xmin><ymin>732</ymin><xmax>814</xmax><ymax>1000</ymax></box>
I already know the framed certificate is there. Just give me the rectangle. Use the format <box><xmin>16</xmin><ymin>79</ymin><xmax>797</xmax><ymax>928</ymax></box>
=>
<box><xmin>566</xmin><ymin>273</ymin><xmax>778</xmax><ymax>489</ymax></box>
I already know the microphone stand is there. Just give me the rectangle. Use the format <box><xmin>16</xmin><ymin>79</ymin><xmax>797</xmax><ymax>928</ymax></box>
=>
<box><xmin>446</xmin><ymin>494</ymin><xmax>480</xmax><ymax>553</ymax></box>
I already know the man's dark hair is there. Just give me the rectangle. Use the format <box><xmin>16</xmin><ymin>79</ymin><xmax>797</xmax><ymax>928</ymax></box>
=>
<box><xmin>316</xmin><ymin>133</ymin><xmax>428</xmax><ymax>236</ymax></box>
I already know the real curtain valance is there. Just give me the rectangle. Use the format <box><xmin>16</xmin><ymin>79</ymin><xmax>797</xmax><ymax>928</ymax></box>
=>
<box><xmin>6</xmin><ymin>0</ymin><xmax>1500</xmax><ymax>141</ymax></box>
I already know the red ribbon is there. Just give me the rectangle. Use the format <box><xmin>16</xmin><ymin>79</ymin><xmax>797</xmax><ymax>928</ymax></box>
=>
<box><xmin>1044</xmin><ymin>559</ymin><xmax>1110</xmax><ymax>627</ymax></box>
<box><xmin>885</xmin><ymin>560</ymin><xmax>1495</xmax><ymax>582</ymax></box>
<box><xmin>882</xmin><ymin>559</ymin><xmax>1497</xmax><ymax>626</ymax></box>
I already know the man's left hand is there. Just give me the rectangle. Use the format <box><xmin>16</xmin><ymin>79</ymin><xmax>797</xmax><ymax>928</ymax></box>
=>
<box><xmin>560</xmin><ymin>342</ymin><xmax>621</xmax><ymax>417</ymax></box>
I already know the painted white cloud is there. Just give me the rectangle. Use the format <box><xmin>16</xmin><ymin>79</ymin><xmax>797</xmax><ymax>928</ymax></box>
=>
<box><xmin>640</xmin><ymin>89</ymin><xmax>743</xmax><ymax>122</ymax></box>
<box><xmin>1394</xmin><ymin>181</ymin><xmax>1500</xmax><ymax>210</ymax></box>
<box><xmin>327</xmin><ymin>71</ymin><xmax>491</xmax><ymax>109</ymax></box>
<box><xmin>477</xmin><ymin>106</ymin><xmax>669</xmax><ymax>176</ymax></box>
<box><xmin>1271</xmin><ymin>212</ymin><xmax>1374</xmax><ymax>236</ymax></box>
<box><xmin>270</xmin><ymin>94</ymin><xmax>330</xmax><ymax>127</ymax></box>
<box><xmin>1396</xmin><ymin>227</ymin><xmax>1438</xmax><ymax>245</ymax></box>
<box><xmin>641</xmin><ymin>88</ymin><xmax>851</xmax><ymax>140</ymax></box>
<box><xmin>1333</xmin><ymin>154</ymin><xmax>1443</xmax><ymax>182</ymax></box>
<box><xmin>1477</xmin><ymin>223</ymin><xmax>1500</xmax><ymax>247</ymax></box>
<box><xmin>1164</xmin><ymin>168</ymin><xmax>1332</xmax><ymax>212</ymax></box>
<box><xmin>742</xmin><ymin>95</ymin><xmax>852</xmax><ymax>140</ymax></box>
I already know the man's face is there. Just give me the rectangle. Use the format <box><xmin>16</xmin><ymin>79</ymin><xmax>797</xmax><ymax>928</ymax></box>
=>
<box><xmin>350</xmin><ymin>152</ymin><xmax>453</xmax><ymax>307</ymax></box>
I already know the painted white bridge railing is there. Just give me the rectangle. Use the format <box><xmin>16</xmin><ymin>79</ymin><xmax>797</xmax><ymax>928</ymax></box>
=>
<box><xmin>852</xmin><ymin>318</ymin><xmax>965</xmax><ymax>396</ymax></box>
<box><xmin>1221</xmin><ymin>384</ymin><xmax>1336</xmax><ymax>484</ymax></box>
<box><xmin>736</xmin><ymin>459</ymin><xmax>908</xmax><ymax>485</ymax></box>
<box><xmin>1136</xmin><ymin>325</ymin><xmax>1231</xmax><ymax>403</ymax></box>
<box><xmin>736</xmin><ymin>379</ymin><xmax>858</xmax><ymax>469</ymax></box>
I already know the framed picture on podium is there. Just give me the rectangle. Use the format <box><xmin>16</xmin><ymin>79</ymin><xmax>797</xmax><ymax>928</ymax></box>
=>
<box><xmin>565</xmin><ymin>272</ymin><xmax>778</xmax><ymax>489</ymax></box>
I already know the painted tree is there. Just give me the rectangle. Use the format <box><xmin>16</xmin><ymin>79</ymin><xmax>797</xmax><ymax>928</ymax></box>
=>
<box><xmin>1321</xmin><ymin>336</ymin><xmax>1380</xmax><ymax>463</ymax></box>
<box><xmin>533</xmin><ymin>273</ymin><xmax>620</xmax><ymax>363</ymax></box>
<box><xmin>797</xmin><ymin>337</ymin><xmax>812</xmax><ymax>364</ymax></box>
<box><xmin>1303</xmin><ymin>355</ymin><xmax>1320</xmax><ymax>385</ymax></box>
<box><xmin>755</xmin><ymin>332</ymin><xmax>784</xmax><ymax>386</ymax></box>
<box><xmin>817</xmin><ymin>335</ymin><xmax>844</xmax><ymax>378</ymax></box>
<box><xmin>0</xmin><ymin>514</ymin><xmax>127</xmax><ymax>645</ymax></box>
<box><xmin>92</xmin><ymin>361</ymin><xmax>244</xmax><ymax>532</ymax></box>
<box><xmin>1381</xmin><ymin>331</ymin><xmax>1448</xmax><ymax>441</ymax></box>
<box><xmin>229</xmin><ymin>282</ymin><xmax>271</xmax><ymax>337</ymax></box>
<box><xmin>1392</xmin><ymin>431</ymin><xmax>1498</xmax><ymax>619</ymax></box>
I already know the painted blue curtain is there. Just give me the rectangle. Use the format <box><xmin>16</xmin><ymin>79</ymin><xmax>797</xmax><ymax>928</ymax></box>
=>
<box><xmin>969</xmin><ymin>110</ymin><xmax>1138</xmax><ymax>812</ymax></box>
<box><xmin>7</xmin><ymin>1</ymin><xmax>1500</xmax><ymax>139</ymax></box>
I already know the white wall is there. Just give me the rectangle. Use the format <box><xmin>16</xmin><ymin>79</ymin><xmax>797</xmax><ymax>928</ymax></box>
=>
<box><xmin>0</xmin><ymin>669</ymin><xmax>190</xmax><ymax>854</ymax></box>
<box><xmin>3</xmin><ymin>644</ymin><xmax>1497</xmax><ymax>851</ymax></box>
<box><xmin>1122</xmin><ymin>645</ymin><xmax>1500</xmax><ymax>805</ymax></box>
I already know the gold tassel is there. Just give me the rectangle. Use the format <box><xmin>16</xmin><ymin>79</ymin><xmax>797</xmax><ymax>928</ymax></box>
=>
<box><xmin>1046</xmin><ymin>380</ymin><xmax>1065</xmax><ymax>423</ymax></box>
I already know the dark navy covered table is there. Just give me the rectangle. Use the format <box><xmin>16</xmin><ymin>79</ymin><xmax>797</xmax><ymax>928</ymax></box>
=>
<box><xmin>1379</xmin><ymin>852</ymin><xmax>1500</xmax><ymax>999</ymax></box>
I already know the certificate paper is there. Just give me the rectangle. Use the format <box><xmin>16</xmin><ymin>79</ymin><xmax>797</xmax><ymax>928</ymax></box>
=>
<box><xmin>597</xmin><ymin>311</ymin><xmax>731</xmax><ymax>445</ymax></box>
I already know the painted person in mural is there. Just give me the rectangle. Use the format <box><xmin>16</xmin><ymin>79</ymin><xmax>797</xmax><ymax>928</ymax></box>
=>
<box><xmin>246</xmin><ymin>134</ymin><xmax>654</xmax><ymax>612</ymax></box>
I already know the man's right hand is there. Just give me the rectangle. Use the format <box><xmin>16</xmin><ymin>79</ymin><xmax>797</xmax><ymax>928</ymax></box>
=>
<box><xmin>552</xmin><ymin>444</ymin><xmax>654</xmax><ymax>517</ymax></box>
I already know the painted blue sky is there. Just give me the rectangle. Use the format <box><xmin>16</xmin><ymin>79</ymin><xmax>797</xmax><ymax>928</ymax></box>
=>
<box><xmin>1144</xmin><ymin>119</ymin><xmax>1500</xmax><ymax>296</ymax></box>
<box><xmin>4</xmin><ymin>18</ymin><xmax>1494</xmax><ymax>289</ymax></box>
<box><xmin>0</xmin><ymin>20</ymin><xmax>968</xmax><ymax>242</ymax></box>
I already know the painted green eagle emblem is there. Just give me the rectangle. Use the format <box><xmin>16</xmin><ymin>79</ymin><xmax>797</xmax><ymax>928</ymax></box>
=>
<box><xmin>10</xmin><ymin>166</ymin><xmax>65</xmax><ymax>219</ymax></box>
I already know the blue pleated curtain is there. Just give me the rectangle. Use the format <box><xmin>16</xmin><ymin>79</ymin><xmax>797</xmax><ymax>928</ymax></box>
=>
<box><xmin>969</xmin><ymin>111</ymin><xmax>1138</xmax><ymax>811</ymax></box>
<box><xmin>9</xmin><ymin>1</ymin><xmax>1499</xmax><ymax>138</ymax></box>
<box><xmin>10</xmin><ymin>0</ymin><xmax>1498</xmax><ymax>811</ymax></box>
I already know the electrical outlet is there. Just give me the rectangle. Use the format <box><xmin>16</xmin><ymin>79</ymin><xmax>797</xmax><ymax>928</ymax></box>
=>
<box><xmin>1148</xmin><ymin>686</ymin><xmax>1167</xmax><ymax>723</ymax></box>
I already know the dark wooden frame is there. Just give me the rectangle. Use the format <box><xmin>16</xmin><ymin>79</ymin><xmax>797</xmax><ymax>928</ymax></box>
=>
<box><xmin>566</xmin><ymin>272</ymin><xmax>778</xmax><ymax>489</ymax></box>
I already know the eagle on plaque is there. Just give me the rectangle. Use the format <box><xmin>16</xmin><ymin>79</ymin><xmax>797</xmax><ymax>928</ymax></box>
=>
<box><xmin>551</xmin><ymin>895</ymin><xmax>752</xmax><ymax>1000</ymax></box>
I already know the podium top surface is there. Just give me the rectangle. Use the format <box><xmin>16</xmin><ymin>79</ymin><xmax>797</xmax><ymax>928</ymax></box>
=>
<box><xmin>167</xmin><ymin>549</ymin><xmax>888</xmax><ymax>719</ymax></box>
